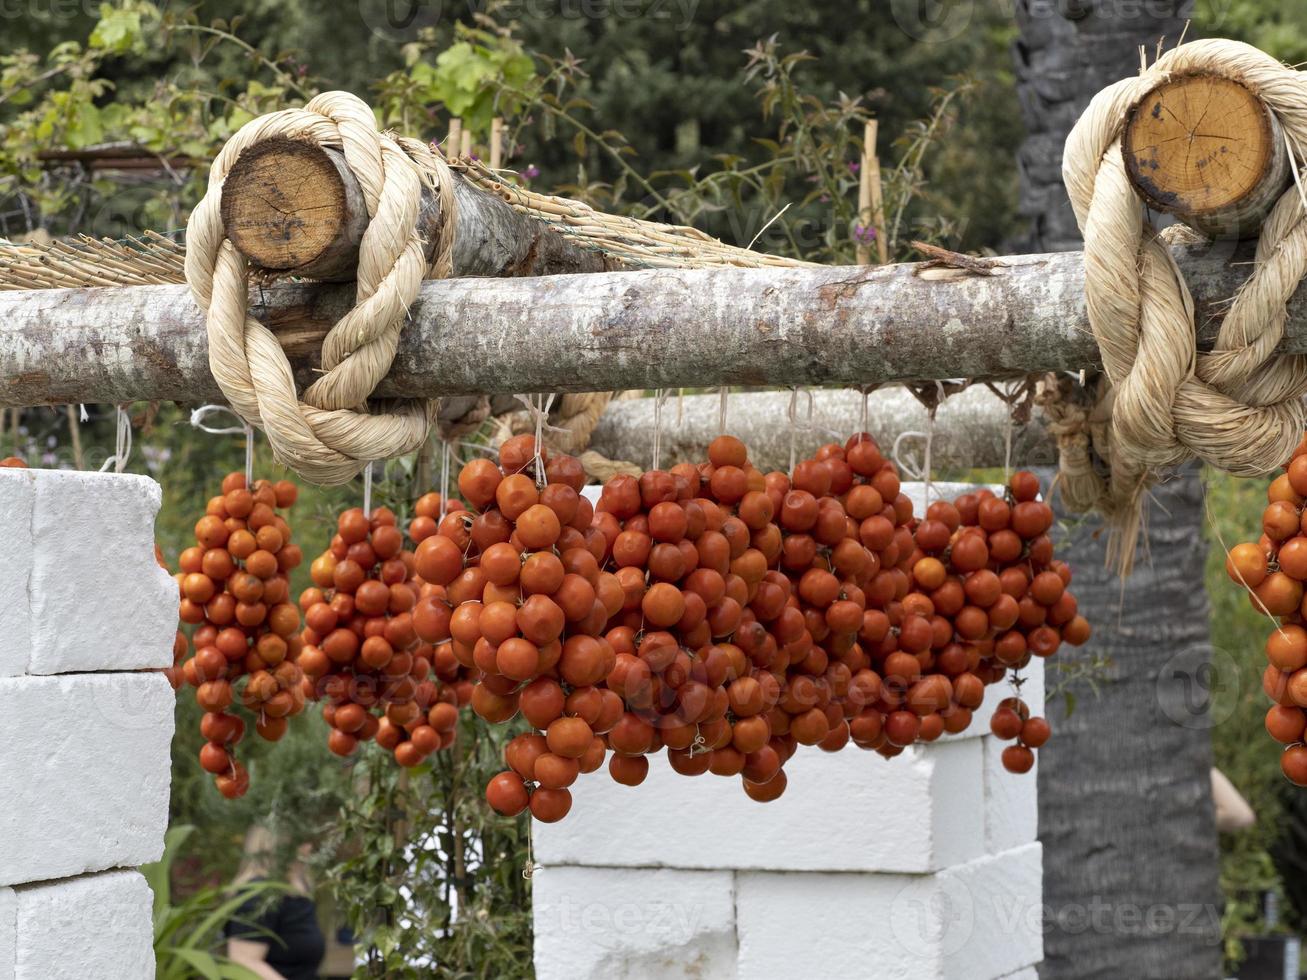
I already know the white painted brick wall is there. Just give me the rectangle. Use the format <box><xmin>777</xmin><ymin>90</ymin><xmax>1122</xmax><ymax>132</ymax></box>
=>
<box><xmin>26</xmin><ymin>471</ymin><xmax>176</xmax><ymax>674</ymax></box>
<box><xmin>735</xmin><ymin>844</ymin><xmax>1041</xmax><ymax>980</ymax></box>
<box><xmin>0</xmin><ymin>471</ymin><xmax>35</xmax><ymax>678</ymax></box>
<box><xmin>536</xmin><ymin>738</ymin><xmax>986</xmax><ymax>874</ymax></box>
<box><xmin>0</xmin><ymin>469</ymin><xmax>173</xmax><ymax>980</ymax></box>
<box><xmin>12</xmin><ymin>870</ymin><xmax>154</xmax><ymax>980</ymax></box>
<box><xmin>533</xmin><ymin>867</ymin><xmax>737</xmax><ymax>980</ymax></box>
<box><xmin>0</xmin><ymin>669</ymin><xmax>174</xmax><ymax>888</ymax></box>
<box><xmin>0</xmin><ymin>886</ymin><xmax>15</xmax><ymax>980</ymax></box>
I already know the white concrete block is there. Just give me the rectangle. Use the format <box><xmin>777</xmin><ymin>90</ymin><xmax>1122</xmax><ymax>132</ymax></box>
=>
<box><xmin>736</xmin><ymin>843</ymin><xmax>1042</xmax><ymax>980</ymax></box>
<box><xmin>535</xmin><ymin>738</ymin><xmax>985</xmax><ymax>873</ymax></box>
<box><xmin>533</xmin><ymin>866</ymin><xmax>736</xmax><ymax>980</ymax></box>
<box><xmin>984</xmin><ymin>735</ymin><xmax>1038</xmax><ymax>854</ymax></box>
<box><xmin>0</xmin><ymin>471</ymin><xmax>35</xmax><ymax>678</ymax></box>
<box><xmin>941</xmin><ymin>843</ymin><xmax>1043</xmax><ymax>979</ymax></box>
<box><xmin>900</xmin><ymin>481</ymin><xmax>1004</xmax><ymax>515</ymax></box>
<box><xmin>14</xmin><ymin>870</ymin><xmax>154</xmax><ymax>980</ymax></box>
<box><xmin>28</xmin><ymin>470</ymin><xmax>175</xmax><ymax>674</ymax></box>
<box><xmin>0</xmin><ymin>886</ymin><xmax>15</xmax><ymax>980</ymax></box>
<box><xmin>0</xmin><ymin>673</ymin><xmax>174</xmax><ymax>887</ymax></box>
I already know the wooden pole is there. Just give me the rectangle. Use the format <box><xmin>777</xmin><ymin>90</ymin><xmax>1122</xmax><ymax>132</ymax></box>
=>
<box><xmin>588</xmin><ymin>386</ymin><xmax>1049</xmax><ymax>472</ymax></box>
<box><xmin>1123</xmin><ymin>73</ymin><xmax>1291</xmax><ymax>239</ymax></box>
<box><xmin>856</xmin><ymin>121</ymin><xmax>889</xmax><ymax>265</ymax></box>
<box><xmin>0</xmin><ymin>238</ymin><xmax>1291</xmax><ymax>407</ymax></box>
<box><xmin>446</xmin><ymin>118</ymin><xmax>462</xmax><ymax>159</ymax></box>
<box><xmin>218</xmin><ymin>140</ymin><xmax>621</xmax><ymax>282</ymax></box>
<box><xmin>490</xmin><ymin>118</ymin><xmax>504</xmax><ymax>171</ymax></box>
<box><xmin>65</xmin><ymin>405</ymin><xmax>83</xmax><ymax>470</ymax></box>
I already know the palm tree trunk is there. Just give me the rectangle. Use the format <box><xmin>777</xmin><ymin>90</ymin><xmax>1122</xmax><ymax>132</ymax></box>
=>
<box><xmin>1012</xmin><ymin>1</ymin><xmax>1195</xmax><ymax>252</ymax></box>
<box><xmin>1012</xmin><ymin>4</ymin><xmax>1223</xmax><ymax>977</ymax></box>
<box><xmin>1042</xmin><ymin>469</ymin><xmax>1223</xmax><ymax>978</ymax></box>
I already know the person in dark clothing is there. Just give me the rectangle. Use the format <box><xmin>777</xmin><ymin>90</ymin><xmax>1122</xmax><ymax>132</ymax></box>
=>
<box><xmin>224</xmin><ymin>827</ymin><xmax>327</xmax><ymax>980</ymax></box>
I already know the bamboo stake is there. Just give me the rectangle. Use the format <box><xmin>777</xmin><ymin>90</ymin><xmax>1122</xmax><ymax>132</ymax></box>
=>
<box><xmin>447</xmin><ymin>118</ymin><xmax>462</xmax><ymax>159</ymax></box>
<box><xmin>65</xmin><ymin>404</ymin><xmax>83</xmax><ymax>470</ymax></box>
<box><xmin>459</xmin><ymin>128</ymin><xmax>472</xmax><ymax>161</ymax></box>
<box><xmin>857</xmin><ymin>120</ymin><xmax>889</xmax><ymax>265</ymax></box>
<box><xmin>490</xmin><ymin>117</ymin><xmax>504</xmax><ymax>171</ymax></box>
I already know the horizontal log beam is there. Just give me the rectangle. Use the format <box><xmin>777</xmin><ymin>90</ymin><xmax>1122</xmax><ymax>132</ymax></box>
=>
<box><xmin>588</xmin><ymin>386</ymin><xmax>1056</xmax><ymax>473</ymax></box>
<box><xmin>0</xmin><ymin>239</ymin><xmax>1287</xmax><ymax>407</ymax></box>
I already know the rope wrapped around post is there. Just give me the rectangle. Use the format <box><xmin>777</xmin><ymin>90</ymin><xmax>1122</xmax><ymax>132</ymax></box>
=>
<box><xmin>184</xmin><ymin>91</ymin><xmax>455</xmax><ymax>484</ymax></box>
<box><xmin>1054</xmin><ymin>39</ymin><xmax>1307</xmax><ymax>567</ymax></box>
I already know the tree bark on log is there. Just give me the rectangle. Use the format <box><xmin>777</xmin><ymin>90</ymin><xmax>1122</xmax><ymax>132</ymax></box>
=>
<box><xmin>0</xmin><ymin>239</ymin><xmax>1286</xmax><ymax>408</ymax></box>
<box><xmin>587</xmin><ymin>386</ymin><xmax>1054</xmax><ymax>474</ymax></box>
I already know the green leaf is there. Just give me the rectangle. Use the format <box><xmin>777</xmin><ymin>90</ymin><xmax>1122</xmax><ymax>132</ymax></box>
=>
<box><xmin>89</xmin><ymin>5</ymin><xmax>144</xmax><ymax>55</ymax></box>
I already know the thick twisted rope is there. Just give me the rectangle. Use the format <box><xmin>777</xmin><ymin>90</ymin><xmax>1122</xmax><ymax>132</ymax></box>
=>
<box><xmin>185</xmin><ymin>91</ymin><xmax>455</xmax><ymax>484</ymax></box>
<box><xmin>1063</xmin><ymin>39</ymin><xmax>1307</xmax><ymax>520</ymax></box>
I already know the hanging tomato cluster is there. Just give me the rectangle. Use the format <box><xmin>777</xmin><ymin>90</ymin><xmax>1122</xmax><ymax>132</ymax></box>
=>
<box><xmin>295</xmin><ymin>494</ymin><xmax>470</xmax><ymax>770</ymax></box>
<box><xmin>387</xmin><ymin>431</ymin><xmax>1088</xmax><ymax>823</ymax></box>
<box><xmin>1226</xmin><ymin>435</ymin><xmax>1307</xmax><ymax>786</ymax></box>
<box><xmin>175</xmin><ymin>473</ymin><xmax>306</xmax><ymax>798</ymax></box>
<box><xmin>176</xmin><ymin>433</ymin><xmax>1089</xmax><ymax>819</ymax></box>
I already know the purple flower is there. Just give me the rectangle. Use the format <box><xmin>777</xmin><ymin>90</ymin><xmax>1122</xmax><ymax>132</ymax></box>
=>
<box><xmin>853</xmin><ymin>223</ymin><xmax>878</xmax><ymax>245</ymax></box>
<box><xmin>523</xmin><ymin>164</ymin><xmax>540</xmax><ymax>181</ymax></box>
<box><xmin>848</xmin><ymin>160</ymin><xmax>860</xmax><ymax>174</ymax></box>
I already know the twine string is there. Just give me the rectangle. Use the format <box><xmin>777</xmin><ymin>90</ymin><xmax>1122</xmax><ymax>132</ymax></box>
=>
<box><xmin>98</xmin><ymin>405</ymin><xmax>132</xmax><ymax>474</ymax></box>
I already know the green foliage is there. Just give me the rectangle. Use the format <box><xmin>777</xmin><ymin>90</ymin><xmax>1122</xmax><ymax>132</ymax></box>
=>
<box><xmin>1203</xmin><ymin>468</ymin><xmax>1293</xmax><ymax>970</ymax></box>
<box><xmin>145</xmin><ymin>824</ymin><xmax>284</xmax><ymax>980</ymax></box>
<box><xmin>1198</xmin><ymin>0</ymin><xmax>1307</xmax><ymax>64</ymax></box>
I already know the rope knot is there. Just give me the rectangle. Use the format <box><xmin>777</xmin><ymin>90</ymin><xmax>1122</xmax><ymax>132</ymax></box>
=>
<box><xmin>185</xmin><ymin>91</ymin><xmax>456</xmax><ymax>484</ymax></box>
<box><xmin>1060</xmin><ymin>39</ymin><xmax>1307</xmax><ymax>527</ymax></box>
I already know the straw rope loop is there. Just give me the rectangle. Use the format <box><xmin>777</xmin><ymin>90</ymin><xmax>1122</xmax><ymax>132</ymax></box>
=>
<box><xmin>184</xmin><ymin>91</ymin><xmax>456</xmax><ymax>485</ymax></box>
<box><xmin>1063</xmin><ymin>39</ymin><xmax>1307</xmax><ymax>501</ymax></box>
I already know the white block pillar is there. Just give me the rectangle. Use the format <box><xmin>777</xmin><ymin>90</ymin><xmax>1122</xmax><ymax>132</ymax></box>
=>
<box><xmin>533</xmin><ymin>483</ymin><xmax>1044</xmax><ymax>979</ymax></box>
<box><xmin>0</xmin><ymin>468</ymin><xmax>176</xmax><ymax>980</ymax></box>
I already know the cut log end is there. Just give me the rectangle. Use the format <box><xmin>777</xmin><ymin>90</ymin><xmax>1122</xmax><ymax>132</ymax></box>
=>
<box><xmin>1123</xmin><ymin>73</ymin><xmax>1289</xmax><ymax>239</ymax></box>
<box><xmin>220</xmin><ymin>137</ymin><xmax>363</xmax><ymax>280</ymax></box>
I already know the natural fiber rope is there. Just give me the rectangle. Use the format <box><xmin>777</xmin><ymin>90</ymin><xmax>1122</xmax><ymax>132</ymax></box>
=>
<box><xmin>184</xmin><ymin>91</ymin><xmax>456</xmax><ymax>484</ymax></box>
<box><xmin>1062</xmin><ymin>39</ymin><xmax>1307</xmax><ymax>520</ymax></box>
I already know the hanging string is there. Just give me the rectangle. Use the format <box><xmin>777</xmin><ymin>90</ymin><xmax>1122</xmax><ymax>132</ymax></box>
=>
<box><xmin>859</xmin><ymin>388</ymin><xmax>870</xmax><ymax>439</ymax></box>
<box><xmin>78</xmin><ymin>405</ymin><xmax>88</xmax><ymax>423</ymax></box>
<box><xmin>513</xmin><ymin>392</ymin><xmax>560</xmax><ymax>487</ymax></box>
<box><xmin>676</xmin><ymin>388</ymin><xmax>685</xmax><ymax>428</ymax></box>
<box><xmin>438</xmin><ymin>439</ymin><xmax>452</xmax><ymax>520</ymax></box>
<box><xmin>98</xmin><ymin>405</ymin><xmax>132</xmax><ymax>473</ymax></box>
<box><xmin>522</xmin><ymin>823</ymin><xmax>537</xmax><ymax>880</ymax></box>
<box><xmin>362</xmin><ymin>461</ymin><xmax>374</xmax><ymax>517</ymax></box>
<box><xmin>787</xmin><ymin>387</ymin><xmax>815</xmax><ymax>473</ymax></box>
<box><xmin>891</xmin><ymin>430</ymin><xmax>928</xmax><ymax>482</ymax></box>
<box><xmin>651</xmin><ymin>388</ymin><xmax>666</xmax><ymax>471</ymax></box>
<box><xmin>191</xmin><ymin>404</ymin><xmax>256</xmax><ymax>484</ymax></box>
<box><xmin>1003</xmin><ymin>381</ymin><xmax>1016</xmax><ymax>482</ymax></box>
<box><xmin>717</xmin><ymin>386</ymin><xmax>729</xmax><ymax>435</ymax></box>
<box><xmin>924</xmin><ymin>402</ymin><xmax>936</xmax><ymax>507</ymax></box>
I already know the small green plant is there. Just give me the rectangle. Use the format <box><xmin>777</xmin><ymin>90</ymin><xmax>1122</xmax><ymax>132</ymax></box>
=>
<box><xmin>144</xmin><ymin>824</ymin><xmax>286</xmax><ymax>980</ymax></box>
